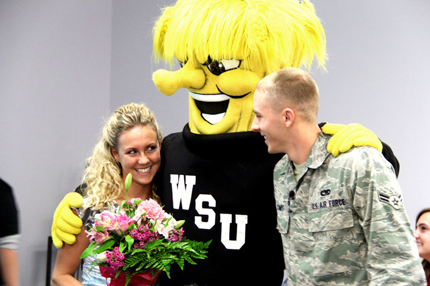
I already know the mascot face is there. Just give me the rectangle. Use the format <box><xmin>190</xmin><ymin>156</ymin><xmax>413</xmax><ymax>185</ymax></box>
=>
<box><xmin>154</xmin><ymin>53</ymin><xmax>265</xmax><ymax>134</ymax></box>
<box><xmin>153</xmin><ymin>0</ymin><xmax>326</xmax><ymax>135</ymax></box>
<box><xmin>185</xmin><ymin>59</ymin><xmax>263</xmax><ymax>134</ymax></box>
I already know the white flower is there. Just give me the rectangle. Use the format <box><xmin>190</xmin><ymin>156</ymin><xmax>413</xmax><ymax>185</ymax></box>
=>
<box><xmin>96</xmin><ymin>251</ymin><xmax>108</xmax><ymax>262</ymax></box>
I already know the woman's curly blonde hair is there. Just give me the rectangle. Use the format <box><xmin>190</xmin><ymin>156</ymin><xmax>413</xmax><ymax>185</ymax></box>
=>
<box><xmin>83</xmin><ymin>103</ymin><xmax>162</xmax><ymax>210</ymax></box>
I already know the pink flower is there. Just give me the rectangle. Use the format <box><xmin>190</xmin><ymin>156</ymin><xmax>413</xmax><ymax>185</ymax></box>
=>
<box><xmin>106</xmin><ymin>247</ymin><xmax>125</xmax><ymax>269</ymax></box>
<box><xmin>94</xmin><ymin>211</ymin><xmax>117</xmax><ymax>229</ymax></box>
<box><xmin>86</xmin><ymin>228</ymin><xmax>110</xmax><ymax>244</ymax></box>
<box><xmin>155</xmin><ymin>221</ymin><xmax>171</xmax><ymax>238</ymax></box>
<box><xmin>95</xmin><ymin>211</ymin><xmax>133</xmax><ymax>235</ymax></box>
<box><xmin>134</xmin><ymin>199</ymin><xmax>166</xmax><ymax>222</ymax></box>
<box><xmin>154</xmin><ymin>214</ymin><xmax>176</xmax><ymax>238</ymax></box>
<box><xmin>169</xmin><ymin>228</ymin><xmax>184</xmax><ymax>242</ymax></box>
<box><xmin>111</xmin><ymin>213</ymin><xmax>133</xmax><ymax>235</ymax></box>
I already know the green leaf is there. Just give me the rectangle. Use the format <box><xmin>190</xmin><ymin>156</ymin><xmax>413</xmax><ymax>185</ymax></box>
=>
<box><xmin>127</xmin><ymin>223</ymin><xmax>137</xmax><ymax>232</ymax></box>
<box><xmin>133</xmin><ymin>199</ymin><xmax>142</xmax><ymax>205</ymax></box>
<box><xmin>164</xmin><ymin>216</ymin><xmax>173</xmax><ymax>227</ymax></box>
<box><xmin>125</xmin><ymin>235</ymin><xmax>134</xmax><ymax>251</ymax></box>
<box><xmin>93</xmin><ymin>239</ymin><xmax>115</xmax><ymax>254</ymax></box>
<box><xmin>176</xmin><ymin>258</ymin><xmax>185</xmax><ymax>270</ymax></box>
<box><xmin>80</xmin><ymin>239</ymin><xmax>116</xmax><ymax>259</ymax></box>
<box><xmin>80</xmin><ymin>242</ymin><xmax>99</xmax><ymax>259</ymax></box>
<box><xmin>120</xmin><ymin>241</ymin><xmax>127</xmax><ymax>253</ymax></box>
<box><xmin>118</xmin><ymin>200</ymin><xmax>127</xmax><ymax>214</ymax></box>
<box><xmin>125</xmin><ymin>275</ymin><xmax>132</xmax><ymax>286</ymax></box>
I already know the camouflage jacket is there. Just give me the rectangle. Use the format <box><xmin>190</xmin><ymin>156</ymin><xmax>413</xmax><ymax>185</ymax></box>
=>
<box><xmin>274</xmin><ymin>133</ymin><xmax>425</xmax><ymax>285</ymax></box>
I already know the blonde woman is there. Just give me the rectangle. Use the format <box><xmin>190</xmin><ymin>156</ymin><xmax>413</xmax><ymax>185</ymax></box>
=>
<box><xmin>51</xmin><ymin>103</ymin><xmax>162</xmax><ymax>286</ymax></box>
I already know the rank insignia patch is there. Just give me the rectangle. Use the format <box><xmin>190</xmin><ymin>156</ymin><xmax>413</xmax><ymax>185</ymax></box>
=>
<box><xmin>379</xmin><ymin>193</ymin><xmax>403</xmax><ymax>210</ymax></box>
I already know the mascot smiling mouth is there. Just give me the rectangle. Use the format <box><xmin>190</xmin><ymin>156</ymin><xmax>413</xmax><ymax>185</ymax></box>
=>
<box><xmin>190</xmin><ymin>92</ymin><xmax>229</xmax><ymax>124</ymax></box>
<box><xmin>190</xmin><ymin>91</ymin><xmax>250</xmax><ymax>125</ymax></box>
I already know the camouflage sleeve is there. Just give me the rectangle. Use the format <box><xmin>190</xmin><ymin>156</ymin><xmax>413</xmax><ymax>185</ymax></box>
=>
<box><xmin>352</xmin><ymin>147</ymin><xmax>426</xmax><ymax>285</ymax></box>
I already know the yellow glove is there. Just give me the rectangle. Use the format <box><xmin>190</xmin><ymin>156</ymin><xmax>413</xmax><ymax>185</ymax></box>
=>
<box><xmin>51</xmin><ymin>192</ymin><xmax>83</xmax><ymax>248</ymax></box>
<box><xmin>322</xmin><ymin>123</ymin><xmax>383</xmax><ymax>157</ymax></box>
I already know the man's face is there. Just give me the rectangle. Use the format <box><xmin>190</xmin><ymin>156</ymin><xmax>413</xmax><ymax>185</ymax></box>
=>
<box><xmin>252</xmin><ymin>90</ymin><xmax>287</xmax><ymax>154</ymax></box>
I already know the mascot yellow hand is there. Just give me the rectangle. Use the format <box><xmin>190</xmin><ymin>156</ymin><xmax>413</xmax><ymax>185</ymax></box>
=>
<box><xmin>51</xmin><ymin>192</ymin><xmax>83</xmax><ymax>248</ymax></box>
<box><xmin>322</xmin><ymin>123</ymin><xmax>383</xmax><ymax>157</ymax></box>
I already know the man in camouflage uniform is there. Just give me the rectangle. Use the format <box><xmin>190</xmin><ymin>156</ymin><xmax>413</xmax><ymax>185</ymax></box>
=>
<box><xmin>252</xmin><ymin>67</ymin><xmax>425</xmax><ymax>285</ymax></box>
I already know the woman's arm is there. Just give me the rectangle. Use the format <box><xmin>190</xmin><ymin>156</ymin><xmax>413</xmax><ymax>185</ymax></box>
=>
<box><xmin>51</xmin><ymin>220</ymin><xmax>89</xmax><ymax>285</ymax></box>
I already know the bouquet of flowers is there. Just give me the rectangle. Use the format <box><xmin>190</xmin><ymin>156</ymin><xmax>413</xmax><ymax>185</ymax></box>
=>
<box><xmin>80</xmin><ymin>174</ymin><xmax>211</xmax><ymax>286</ymax></box>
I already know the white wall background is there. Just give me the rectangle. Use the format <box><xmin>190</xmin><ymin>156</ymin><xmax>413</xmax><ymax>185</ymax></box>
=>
<box><xmin>0</xmin><ymin>1</ymin><xmax>429</xmax><ymax>285</ymax></box>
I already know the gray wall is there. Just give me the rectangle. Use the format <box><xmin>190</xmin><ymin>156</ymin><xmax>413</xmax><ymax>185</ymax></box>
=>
<box><xmin>110</xmin><ymin>0</ymin><xmax>189</xmax><ymax>136</ymax></box>
<box><xmin>0</xmin><ymin>1</ymin><xmax>429</xmax><ymax>285</ymax></box>
<box><xmin>0</xmin><ymin>1</ymin><xmax>113</xmax><ymax>285</ymax></box>
<box><xmin>313</xmin><ymin>1</ymin><xmax>430</xmax><ymax>220</ymax></box>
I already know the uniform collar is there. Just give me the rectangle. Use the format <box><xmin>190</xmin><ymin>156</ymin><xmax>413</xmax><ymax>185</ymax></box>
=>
<box><xmin>278</xmin><ymin>133</ymin><xmax>331</xmax><ymax>184</ymax></box>
<box><xmin>305</xmin><ymin>133</ymin><xmax>331</xmax><ymax>170</ymax></box>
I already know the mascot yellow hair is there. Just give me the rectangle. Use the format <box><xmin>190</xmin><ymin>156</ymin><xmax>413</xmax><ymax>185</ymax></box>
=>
<box><xmin>154</xmin><ymin>0</ymin><xmax>326</xmax><ymax>73</ymax></box>
<box><xmin>153</xmin><ymin>0</ymin><xmax>327</xmax><ymax>134</ymax></box>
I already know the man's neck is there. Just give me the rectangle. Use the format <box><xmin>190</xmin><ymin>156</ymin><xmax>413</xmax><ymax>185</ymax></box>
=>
<box><xmin>287</xmin><ymin>124</ymin><xmax>321</xmax><ymax>165</ymax></box>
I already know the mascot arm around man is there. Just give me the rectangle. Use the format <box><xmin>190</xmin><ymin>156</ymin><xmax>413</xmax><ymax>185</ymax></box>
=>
<box><xmin>51</xmin><ymin>0</ymin><xmax>399</xmax><ymax>285</ymax></box>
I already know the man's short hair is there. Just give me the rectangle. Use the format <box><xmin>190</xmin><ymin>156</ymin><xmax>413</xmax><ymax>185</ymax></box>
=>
<box><xmin>256</xmin><ymin>67</ymin><xmax>319</xmax><ymax>122</ymax></box>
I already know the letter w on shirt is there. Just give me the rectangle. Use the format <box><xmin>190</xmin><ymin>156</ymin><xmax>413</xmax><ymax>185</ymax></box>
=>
<box><xmin>170</xmin><ymin>174</ymin><xmax>195</xmax><ymax>210</ymax></box>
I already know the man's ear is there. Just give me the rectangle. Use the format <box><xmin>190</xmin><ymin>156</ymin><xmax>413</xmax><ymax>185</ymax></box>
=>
<box><xmin>283</xmin><ymin>107</ymin><xmax>295</xmax><ymax>127</ymax></box>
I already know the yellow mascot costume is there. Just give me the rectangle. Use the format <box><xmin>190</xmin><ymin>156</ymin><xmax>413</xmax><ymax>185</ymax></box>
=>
<box><xmin>51</xmin><ymin>0</ymin><xmax>399</xmax><ymax>285</ymax></box>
